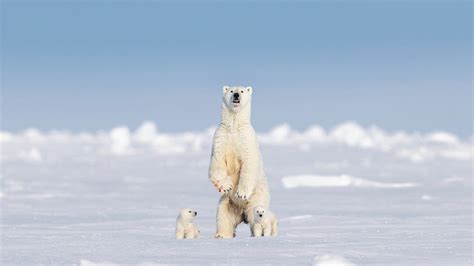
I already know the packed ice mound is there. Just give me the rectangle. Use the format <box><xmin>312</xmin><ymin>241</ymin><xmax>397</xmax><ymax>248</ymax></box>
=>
<box><xmin>109</xmin><ymin>126</ymin><xmax>132</xmax><ymax>155</ymax></box>
<box><xmin>281</xmin><ymin>174</ymin><xmax>419</xmax><ymax>189</ymax></box>
<box><xmin>80</xmin><ymin>260</ymin><xmax>119</xmax><ymax>266</ymax></box>
<box><xmin>80</xmin><ymin>260</ymin><xmax>158</xmax><ymax>266</ymax></box>
<box><xmin>313</xmin><ymin>254</ymin><xmax>355</xmax><ymax>266</ymax></box>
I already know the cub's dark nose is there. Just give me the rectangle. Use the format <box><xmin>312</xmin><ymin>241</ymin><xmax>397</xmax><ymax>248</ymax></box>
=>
<box><xmin>259</xmin><ymin>214</ymin><xmax>263</xmax><ymax>217</ymax></box>
<box><xmin>233</xmin><ymin>93</ymin><xmax>239</xmax><ymax>99</ymax></box>
<box><xmin>195</xmin><ymin>211</ymin><xmax>198</xmax><ymax>216</ymax></box>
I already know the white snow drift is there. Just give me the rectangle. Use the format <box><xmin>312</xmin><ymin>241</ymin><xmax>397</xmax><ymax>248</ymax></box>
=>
<box><xmin>281</xmin><ymin>174</ymin><xmax>419</xmax><ymax>189</ymax></box>
<box><xmin>313</xmin><ymin>254</ymin><xmax>355</xmax><ymax>266</ymax></box>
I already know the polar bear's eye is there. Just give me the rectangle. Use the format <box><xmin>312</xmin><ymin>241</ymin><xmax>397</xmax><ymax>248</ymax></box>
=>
<box><xmin>241</xmin><ymin>90</ymin><xmax>244</xmax><ymax>93</ymax></box>
<box><xmin>188</xmin><ymin>211</ymin><xmax>192</xmax><ymax>213</ymax></box>
<box><xmin>230</xmin><ymin>90</ymin><xmax>233</xmax><ymax>93</ymax></box>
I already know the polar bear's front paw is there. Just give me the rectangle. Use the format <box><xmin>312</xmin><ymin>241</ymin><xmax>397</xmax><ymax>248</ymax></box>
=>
<box><xmin>212</xmin><ymin>179</ymin><xmax>233</xmax><ymax>194</ymax></box>
<box><xmin>235</xmin><ymin>190</ymin><xmax>250</xmax><ymax>201</ymax></box>
<box><xmin>215</xmin><ymin>233</ymin><xmax>233</xmax><ymax>239</ymax></box>
<box><xmin>219</xmin><ymin>178</ymin><xmax>233</xmax><ymax>194</ymax></box>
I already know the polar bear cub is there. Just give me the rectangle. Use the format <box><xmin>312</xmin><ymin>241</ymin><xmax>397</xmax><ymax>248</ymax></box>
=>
<box><xmin>175</xmin><ymin>208</ymin><xmax>199</xmax><ymax>239</ymax></box>
<box><xmin>252</xmin><ymin>206</ymin><xmax>278</xmax><ymax>237</ymax></box>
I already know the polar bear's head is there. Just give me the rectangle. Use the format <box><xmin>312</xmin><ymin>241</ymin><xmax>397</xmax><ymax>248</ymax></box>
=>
<box><xmin>222</xmin><ymin>86</ymin><xmax>253</xmax><ymax>113</ymax></box>
<box><xmin>253</xmin><ymin>206</ymin><xmax>267</xmax><ymax>222</ymax></box>
<box><xmin>179</xmin><ymin>208</ymin><xmax>198</xmax><ymax>222</ymax></box>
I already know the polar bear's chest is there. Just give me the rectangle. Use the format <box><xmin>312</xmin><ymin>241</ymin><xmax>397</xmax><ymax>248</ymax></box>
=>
<box><xmin>184</xmin><ymin>223</ymin><xmax>195</xmax><ymax>232</ymax></box>
<box><xmin>224</xmin><ymin>133</ymin><xmax>244</xmax><ymax>175</ymax></box>
<box><xmin>226</xmin><ymin>133</ymin><xmax>244</xmax><ymax>153</ymax></box>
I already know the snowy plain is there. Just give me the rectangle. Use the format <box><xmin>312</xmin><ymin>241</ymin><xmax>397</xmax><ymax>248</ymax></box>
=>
<box><xmin>1</xmin><ymin>121</ymin><xmax>472</xmax><ymax>265</ymax></box>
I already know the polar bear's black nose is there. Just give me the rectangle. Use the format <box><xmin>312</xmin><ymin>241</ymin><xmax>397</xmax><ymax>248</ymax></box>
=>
<box><xmin>233</xmin><ymin>93</ymin><xmax>239</xmax><ymax>99</ymax></box>
<box><xmin>259</xmin><ymin>214</ymin><xmax>263</xmax><ymax>217</ymax></box>
<box><xmin>195</xmin><ymin>211</ymin><xmax>198</xmax><ymax>216</ymax></box>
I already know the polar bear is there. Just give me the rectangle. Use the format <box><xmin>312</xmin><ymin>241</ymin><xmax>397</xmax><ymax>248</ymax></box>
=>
<box><xmin>209</xmin><ymin>86</ymin><xmax>270</xmax><ymax>238</ymax></box>
<box><xmin>175</xmin><ymin>208</ymin><xmax>199</xmax><ymax>239</ymax></box>
<box><xmin>252</xmin><ymin>206</ymin><xmax>278</xmax><ymax>237</ymax></box>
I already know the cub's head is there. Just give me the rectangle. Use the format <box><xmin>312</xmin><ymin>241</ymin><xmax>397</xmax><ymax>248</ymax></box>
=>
<box><xmin>179</xmin><ymin>208</ymin><xmax>198</xmax><ymax>222</ymax></box>
<box><xmin>222</xmin><ymin>86</ymin><xmax>253</xmax><ymax>112</ymax></box>
<box><xmin>253</xmin><ymin>206</ymin><xmax>267</xmax><ymax>222</ymax></box>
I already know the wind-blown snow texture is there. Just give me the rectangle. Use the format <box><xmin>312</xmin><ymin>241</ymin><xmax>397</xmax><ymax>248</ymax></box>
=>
<box><xmin>1</xmin><ymin>121</ymin><xmax>472</xmax><ymax>265</ymax></box>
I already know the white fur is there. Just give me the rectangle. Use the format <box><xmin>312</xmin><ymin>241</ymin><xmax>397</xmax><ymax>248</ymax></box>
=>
<box><xmin>175</xmin><ymin>208</ymin><xmax>199</xmax><ymax>239</ymax></box>
<box><xmin>252</xmin><ymin>206</ymin><xmax>278</xmax><ymax>237</ymax></box>
<box><xmin>209</xmin><ymin>86</ymin><xmax>270</xmax><ymax>238</ymax></box>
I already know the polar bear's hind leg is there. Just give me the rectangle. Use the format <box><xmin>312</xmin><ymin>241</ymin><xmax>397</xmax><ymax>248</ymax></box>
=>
<box><xmin>271</xmin><ymin>218</ymin><xmax>278</xmax><ymax>236</ymax></box>
<box><xmin>252</xmin><ymin>223</ymin><xmax>263</xmax><ymax>237</ymax></box>
<box><xmin>263</xmin><ymin>223</ymin><xmax>272</xmax><ymax>236</ymax></box>
<box><xmin>216</xmin><ymin>197</ymin><xmax>241</xmax><ymax>238</ymax></box>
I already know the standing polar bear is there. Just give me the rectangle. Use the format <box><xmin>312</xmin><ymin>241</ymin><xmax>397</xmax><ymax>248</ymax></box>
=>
<box><xmin>209</xmin><ymin>86</ymin><xmax>270</xmax><ymax>238</ymax></box>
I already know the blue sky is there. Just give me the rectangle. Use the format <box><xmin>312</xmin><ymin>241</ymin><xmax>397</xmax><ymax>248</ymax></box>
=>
<box><xmin>1</xmin><ymin>1</ymin><xmax>472</xmax><ymax>136</ymax></box>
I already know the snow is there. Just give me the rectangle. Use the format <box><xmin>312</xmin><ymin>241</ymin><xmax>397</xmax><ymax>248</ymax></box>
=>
<box><xmin>18</xmin><ymin>147</ymin><xmax>43</xmax><ymax>163</ymax></box>
<box><xmin>313</xmin><ymin>254</ymin><xmax>355</xmax><ymax>266</ymax></box>
<box><xmin>1</xmin><ymin>121</ymin><xmax>472</xmax><ymax>265</ymax></box>
<box><xmin>330</xmin><ymin>122</ymin><xmax>375</xmax><ymax>148</ymax></box>
<box><xmin>133</xmin><ymin>121</ymin><xmax>159</xmax><ymax>143</ymax></box>
<box><xmin>109</xmin><ymin>126</ymin><xmax>132</xmax><ymax>155</ymax></box>
<box><xmin>281</xmin><ymin>174</ymin><xmax>419</xmax><ymax>189</ymax></box>
<box><xmin>421</xmin><ymin>195</ymin><xmax>434</xmax><ymax>201</ymax></box>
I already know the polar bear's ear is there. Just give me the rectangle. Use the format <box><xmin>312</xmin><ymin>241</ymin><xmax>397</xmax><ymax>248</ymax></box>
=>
<box><xmin>223</xmin><ymin>86</ymin><xmax>230</xmax><ymax>94</ymax></box>
<box><xmin>246</xmin><ymin>86</ymin><xmax>253</xmax><ymax>94</ymax></box>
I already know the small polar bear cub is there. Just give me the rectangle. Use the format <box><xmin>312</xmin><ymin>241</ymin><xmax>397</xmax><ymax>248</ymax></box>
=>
<box><xmin>175</xmin><ymin>208</ymin><xmax>199</xmax><ymax>239</ymax></box>
<box><xmin>252</xmin><ymin>206</ymin><xmax>278</xmax><ymax>237</ymax></box>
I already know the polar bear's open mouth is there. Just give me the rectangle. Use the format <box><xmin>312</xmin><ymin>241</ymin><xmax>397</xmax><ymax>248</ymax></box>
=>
<box><xmin>232</xmin><ymin>99</ymin><xmax>240</xmax><ymax>107</ymax></box>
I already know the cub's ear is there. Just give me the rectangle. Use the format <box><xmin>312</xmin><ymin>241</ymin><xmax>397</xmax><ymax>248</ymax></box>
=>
<box><xmin>223</xmin><ymin>86</ymin><xmax>230</xmax><ymax>93</ymax></box>
<box><xmin>246</xmin><ymin>86</ymin><xmax>253</xmax><ymax>94</ymax></box>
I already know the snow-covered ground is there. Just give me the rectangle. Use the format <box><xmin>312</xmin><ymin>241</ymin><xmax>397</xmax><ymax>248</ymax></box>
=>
<box><xmin>1</xmin><ymin>121</ymin><xmax>472</xmax><ymax>265</ymax></box>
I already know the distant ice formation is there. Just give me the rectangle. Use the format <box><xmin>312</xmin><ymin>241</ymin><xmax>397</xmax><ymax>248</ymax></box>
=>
<box><xmin>0</xmin><ymin>121</ymin><xmax>471</xmax><ymax>162</ymax></box>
